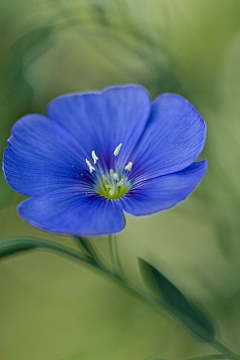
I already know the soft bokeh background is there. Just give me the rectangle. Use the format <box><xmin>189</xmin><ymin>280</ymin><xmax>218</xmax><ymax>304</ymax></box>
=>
<box><xmin>1</xmin><ymin>0</ymin><xmax>240</xmax><ymax>359</ymax></box>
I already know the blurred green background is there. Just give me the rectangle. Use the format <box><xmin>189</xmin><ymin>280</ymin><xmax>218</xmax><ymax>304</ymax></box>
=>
<box><xmin>1</xmin><ymin>0</ymin><xmax>240</xmax><ymax>359</ymax></box>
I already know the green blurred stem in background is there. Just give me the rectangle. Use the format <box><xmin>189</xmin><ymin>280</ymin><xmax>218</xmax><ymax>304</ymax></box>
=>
<box><xmin>108</xmin><ymin>233</ymin><xmax>124</xmax><ymax>276</ymax></box>
<box><xmin>0</xmin><ymin>236</ymin><xmax>239</xmax><ymax>360</ymax></box>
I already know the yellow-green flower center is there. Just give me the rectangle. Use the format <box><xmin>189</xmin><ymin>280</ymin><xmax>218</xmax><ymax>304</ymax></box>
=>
<box><xmin>85</xmin><ymin>143</ymin><xmax>133</xmax><ymax>200</ymax></box>
<box><xmin>95</xmin><ymin>169</ymin><xmax>131</xmax><ymax>200</ymax></box>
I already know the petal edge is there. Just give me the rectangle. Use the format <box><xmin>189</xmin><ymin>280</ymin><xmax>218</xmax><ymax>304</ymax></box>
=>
<box><xmin>122</xmin><ymin>160</ymin><xmax>207</xmax><ymax>216</ymax></box>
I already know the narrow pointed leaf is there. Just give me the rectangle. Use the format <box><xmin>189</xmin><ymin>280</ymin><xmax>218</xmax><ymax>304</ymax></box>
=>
<box><xmin>139</xmin><ymin>258</ymin><xmax>215</xmax><ymax>342</ymax></box>
<box><xmin>75</xmin><ymin>236</ymin><xmax>105</xmax><ymax>270</ymax></box>
<box><xmin>75</xmin><ymin>236</ymin><xmax>92</xmax><ymax>254</ymax></box>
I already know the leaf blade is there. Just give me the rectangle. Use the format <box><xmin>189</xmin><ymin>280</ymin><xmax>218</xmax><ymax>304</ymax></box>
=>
<box><xmin>139</xmin><ymin>258</ymin><xmax>215</xmax><ymax>342</ymax></box>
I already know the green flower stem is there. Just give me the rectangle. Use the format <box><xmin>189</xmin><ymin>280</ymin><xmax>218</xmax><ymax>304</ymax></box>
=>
<box><xmin>146</xmin><ymin>356</ymin><xmax>232</xmax><ymax>360</ymax></box>
<box><xmin>0</xmin><ymin>237</ymin><xmax>94</xmax><ymax>265</ymax></box>
<box><xmin>186</xmin><ymin>355</ymin><xmax>233</xmax><ymax>360</ymax></box>
<box><xmin>108</xmin><ymin>234</ymin><xmax>123</xmax><ymax>276</ymax></box>
<box><xmin>212</xmin><ymin>341</ymin><xmax>240</xmax><ymax>360</ymax></box>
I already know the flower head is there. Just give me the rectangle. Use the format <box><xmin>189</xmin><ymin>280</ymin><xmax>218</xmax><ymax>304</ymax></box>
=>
<box><xmin>3</xmin><ymin>85</ymin><xmax>207</xmax><ymax>236</ymax></box>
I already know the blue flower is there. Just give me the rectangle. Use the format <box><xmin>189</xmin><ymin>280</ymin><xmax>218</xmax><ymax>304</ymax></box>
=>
<box><xmin>3</xmin><ymin>85</ymin><xmax>207</xmax><ymax>236</ymax></box>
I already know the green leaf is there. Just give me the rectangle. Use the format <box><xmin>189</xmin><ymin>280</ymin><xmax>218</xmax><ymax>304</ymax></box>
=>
<box><xmin>74</xmin><ymin>236</ymin><xmax>105</xmax><ymax>270</ymax></box>
<box><xmin>139</xmin><ymin>259</ymin><xmax>215</xmax><ymax>343</ymax></box>
<box><xmin>75</xmin><ymin>236</ymin><xmax>93</xmax><ymax>254</ymax></box>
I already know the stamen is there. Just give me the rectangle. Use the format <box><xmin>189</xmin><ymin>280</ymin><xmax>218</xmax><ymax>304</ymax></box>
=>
<box><xmin>86</xmin><ymin>158</ymin><xmax>95</xmax><ymax>173</ymax></box>
<box><xmin>91</xmin><ymin>150</ymin><xmax>99</xmax><ymax>164</ymax></box>
<box><xmin>113</xmin><ymin>143</ymin><xmax>122</xmax><ymax>156</ymax></box>
<box><xmin>117</xmin><ymin>179</ymin><xmax>124</xmax><ymax>187</ymax></box>
<box><xmin>125</xmin><ymin>162</ymin><xmax>133</xmax><ymax>172</ymax></box>
<box><xmin>84</xmin><ymin>145</ymin><xmax>132</xmax><ymax>199</ymax></box>
<box><xmin>113</xmin><ymin>173</ymin><xmax>119</xmax><ymax>181</ymax></box>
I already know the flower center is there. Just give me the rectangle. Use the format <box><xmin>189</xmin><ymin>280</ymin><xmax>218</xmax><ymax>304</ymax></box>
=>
<box><xmin>85</xmin><ymin>143</ymin><xmax>133</xmax><ymax>200</ymax></box>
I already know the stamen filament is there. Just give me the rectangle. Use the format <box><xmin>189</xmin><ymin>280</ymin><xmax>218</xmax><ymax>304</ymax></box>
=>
<box><xmin>117</xmin><ymin>179</ymin><xmax>124</xmax><ymax>187</ymax></box>
<box><xmin>86</xmin><ymin>158</ymin><xmax>95</xmax><ymax>173</ymax></box>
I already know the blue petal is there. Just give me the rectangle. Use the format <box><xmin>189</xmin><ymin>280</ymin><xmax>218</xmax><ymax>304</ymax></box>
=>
<box><xmin>18</xmin><ymin>192</ymin><xmax>125</xmax><ymax>236</ymax></box>
<box><xmin>47</xmin><ymin>85</ymin><xmax>151</xmax><ymax>169</ymax></box>
<box><xmin>130</xmin><ymin>94</ymin><xmax>206</xmax><ymax>182</ymax></box>
<box><xmin>122</xmin><ymin>160</ymin><xmax>207</xmax><ymax>216</ymax></box>
<box><xmin>3</xmin><ymin>115</ymin><xmax>88</xmax><ymax>196</ymax></box>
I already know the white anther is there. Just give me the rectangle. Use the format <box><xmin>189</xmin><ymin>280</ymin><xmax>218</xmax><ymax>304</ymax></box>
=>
<box><xmin>113</xmin><ymin>173</ymin><xmax>119</xmax><ymax>181</ymax></box>
<box><xmin>117</xmin><ymin>179</ymin><xmax>124</xmax><ymax>187</ymax></box>
<box><xmin>113</xmin><ymin>143</ymin><xmax>122</xmax><ymax>156</ymax></box>
<box><xmin>110</xmin><ymin>169</ymin><xmax>114</xmax><ymax>176</ymax></box>
<box><xmin>102</xmin><ymin>174</ymin><xmax>107</xmax><ymax>180</ymax></box>
<box><xmin>85</xmin><ymin>158</ymin><xmax>95</xmax><ymax>173</ymax></box>
<box><xmin>124</xmin><ymin>161</ymin><xmax>133</xmax><ymax>172</ymax></box>
<box><xmin>105</xmin><ymin>185</ymin><xmax>111</xmax><ymax>189</ymax></box>
<box><xmin>91</xmin><ymin>150</ymin><xmax>99</xmax><ymax>164</ymax></box>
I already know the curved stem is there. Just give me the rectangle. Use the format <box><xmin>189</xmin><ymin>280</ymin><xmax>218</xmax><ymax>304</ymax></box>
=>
<box><xmin>0</xmin><ymin>237</ymin><xmax>94</xmax><ymax>266</ymax></box>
